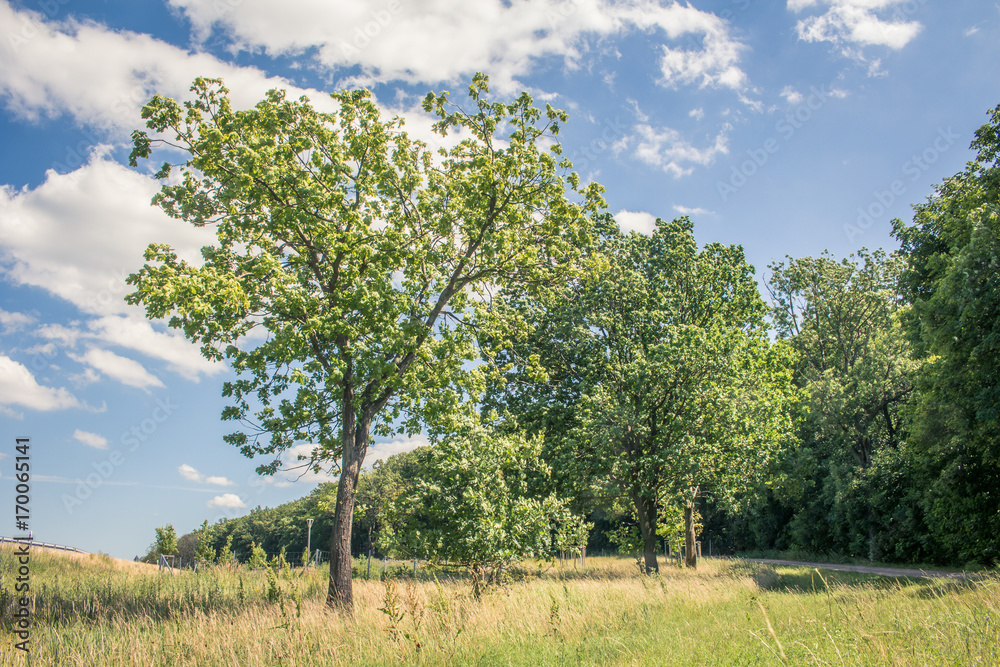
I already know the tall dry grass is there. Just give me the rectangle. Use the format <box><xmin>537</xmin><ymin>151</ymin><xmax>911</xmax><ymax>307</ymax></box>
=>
<box><xmin>1</xmin><ymin>545</ymin><xmax>997</xmax><ymax>665</ymax></box>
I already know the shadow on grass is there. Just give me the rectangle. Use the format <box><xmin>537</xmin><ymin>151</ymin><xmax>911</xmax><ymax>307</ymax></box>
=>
<box><xmin>727</xmin><ymin>560</ymin><xmax>923</xmax><ymax>595</ymax></box>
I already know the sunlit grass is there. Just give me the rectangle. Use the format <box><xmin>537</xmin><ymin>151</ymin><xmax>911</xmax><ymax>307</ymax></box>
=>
<box><xmin>1</xmin><ymin>546</ymin><xmax>997</xmax><ymax>665</ymax></box>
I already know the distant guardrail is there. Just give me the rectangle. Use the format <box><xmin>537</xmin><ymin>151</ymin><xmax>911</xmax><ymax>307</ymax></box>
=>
<box><xmin>0</xmin><ymin>536</ymin><xmax>86</xmax><ymax>554</ymax></box>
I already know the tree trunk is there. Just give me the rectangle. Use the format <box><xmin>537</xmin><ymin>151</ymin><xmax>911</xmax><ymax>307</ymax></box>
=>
<box><xmin>684</xmin><ymin>487</ymin><xmax>699</xmax><ymax>569</ymax></box>
<box><xmin>326</xmin><ymin>402</ymin><xmax>371</xmax><ymax>612</ymax></box>
<box><xmin>633</xmin><ymin>493</ymin><xmax>660</xmax><ymax>574</ymax></box>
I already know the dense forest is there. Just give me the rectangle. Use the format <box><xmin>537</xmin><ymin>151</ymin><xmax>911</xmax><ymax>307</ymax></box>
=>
<box><xmin>162</xmin><ymin>103</ymin><xmax>1000</xmax><ymax>573</ymax></box>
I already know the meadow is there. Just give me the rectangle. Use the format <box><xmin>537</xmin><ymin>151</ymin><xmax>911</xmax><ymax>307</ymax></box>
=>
<box><xmin>1</xmin><ymin>545</ymin><xmax>997</xmax><ymax>666</ymax></box>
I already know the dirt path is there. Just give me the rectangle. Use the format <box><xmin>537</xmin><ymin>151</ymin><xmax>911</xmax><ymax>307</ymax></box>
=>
<box><xmin>741</xmin><ymin>557</ymin><xmax>982</xmax><ymax>580</ymax></box>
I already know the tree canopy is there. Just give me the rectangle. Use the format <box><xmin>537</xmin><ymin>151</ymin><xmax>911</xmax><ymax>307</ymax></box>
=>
<box><xmin>484</xmin><ymin>216</ymin><xmax>798</xmax><ymax>571</ymax></box>
<box><xmin>892</xmin><ymin>104</ymin><xmax>1000</xmax><ymax>564</ymax></box>
<box><xmin>128</xmin><ymin>74</ymin><xmax>603</xmax><ymax>611</ymax></box>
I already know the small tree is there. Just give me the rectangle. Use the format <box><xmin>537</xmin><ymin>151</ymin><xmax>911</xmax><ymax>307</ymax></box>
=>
<box><xmin>248</xmin><ymin>541</ymin><xmax>268</xmax><ymax>569</ymax></box>
<box><xmin>195</xmin><ymin>520</ymin><xmax>216</xmax><ymax>563</ymax></box>
<box><xmin>154</xmin><ymin>524</ymin><xmax>178</xmax><ymax>558</ymax></box>
<box><xmin>217</xmin><ymin>534</ymin><xmax>236</xmax><ymax>568</ymax></box>
<box><xmin>388</xmin><ymin>418</ymin><xmax>587</xmax><ymax>596</ymax></box>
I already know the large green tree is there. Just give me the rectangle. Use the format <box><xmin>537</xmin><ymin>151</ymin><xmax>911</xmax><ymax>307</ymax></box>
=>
<box><xmin>485</xmin><ymin>216</ymin><xmax>798</xmax><ymax>572</ymax></box>
<box><xmin>892</xmin><ymin>104</ymin><xmax>1000</xmax><ymax>564</ymax></box>
<box><xmin>766</xmin><ymin>249</ymin><xmax>916</xmax><ymax>559</ymax></box>
<box><xmin>126</xmin><ymin>75</ymin><xmax>602</xmax><ymax>611</ymax></box>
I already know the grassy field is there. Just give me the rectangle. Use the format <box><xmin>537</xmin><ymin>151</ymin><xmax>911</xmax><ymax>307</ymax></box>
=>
<box><xmin>1</xmin><ymin>545</ymin><xmax>997</xmax><ymax>666</ymax></box>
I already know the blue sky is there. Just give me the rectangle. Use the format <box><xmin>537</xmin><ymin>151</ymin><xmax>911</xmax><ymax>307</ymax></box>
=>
<box><xmin>0</xmin><ymin>0</ymin><xmax>997</xmax><ymax>559</ymax></box>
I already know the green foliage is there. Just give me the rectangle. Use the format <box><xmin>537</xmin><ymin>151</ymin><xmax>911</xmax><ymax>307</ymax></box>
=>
<box><xmin>386</xmin><ymin>418</ymin><xmax>587</xmax><ymax>595</ymax></box>
<box><xmin>128</xmin><ymin>73</ymin><xmax>604</xmax><ymax>608</ymax></box>
<box><xmin>766</xmin><ymin>249</ymin><xmax>916</xmax><ymax>560</ymax></box>
<box><xmin>195</xmin><ymin>520</ymin><xmax>216</xmax><ymax>563</ymax></box>
<box><xmin>606</xmin><ymin>523</ymin><xmax>642</xmax><ymax>556</ymax></box>
<box><xmin>484</xmin><ymin>215</ymin><xmax>799</xmax><ymax>570</ymax></box>
<box><xmin>247</xmin><ymin>541</ymin><xmax>268</xmax><ymax>570</ymax></box>
<box><xmin>891</xmin><ymin>104</ymin><xmax>1000</xmax><ymax>565</ymax></box>
<box><xmin>217</xmin><ymin>534</ymin><xmax>236</xmax><ymax>568</ymax></box>
<box><xmin>127</xmin><ymin>74</ymin><xmax>601</xmax><ymax>475</ymax></box>
<box><xmin>264</xmin><ymin>566</ymin><xmax>281</xmax><ymax>604</ymax></box>
<box><xmin>154</xmin><ymin>524</ymin><xmax>178</xmax><ymax>557</ymax></box>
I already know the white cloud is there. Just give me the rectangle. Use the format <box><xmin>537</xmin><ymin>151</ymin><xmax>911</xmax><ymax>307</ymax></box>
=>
<box><xmin>618</xmin><ymin>123</ymin><xmax>730</xmax><ymax>178</ymax></box>
<box><xmin>0</xmin><ymin>354</ymin><xmax>81</xmax><ymax>413</ymax></box>
<box><xmin>614</xmin><ymin>210</ymin><xmax>658</xmax><ymax>235</ymax></box>
<box><xmin>73</xmin><ymin>429</ymin><xmax>108</xmax><ymax>449</ymax></box>
<box><xmin>169</xmin><ymin>0</ymin><xmax>749</xmax><ymax>92</ymax></box>
<box><xmin>365</xmin><ymin>434</ymin><xmax>429</xmax><ymax>468</ymax></box>
<box><xmin>87</xmin><ymin>316</ymin><xmax>219</xmax><ymax>381</ymax></box>
<box><xmin>673</xmin><ymin>205</ymin><xmax>714</xmax><ymax>217</ymax></box>
<box><xmin>178</xmin><ymin>463</ymin><xmax>202</xmax><ymax>482</ymax></box>
<box><xmin>689</xmin><ymin>107</ymin><xmax>705</xmax><ymax>120</ymax></box>
<box><xmin>0</xmin><ymin>3</ymin><xmax>327</xmax><ymax>138</ymax></box>
<box><xmin>207</xmin><ymin>493</ymin><xmax>246</xmax><ymax>509</ymax></box>
<box><xmin>0</xmin><ymin>309</ymin><xmax>34</xmax><ymax>332</ymax></box>
<box><xmin>780</xmin><ymin>86</ymin><xmax>804</xmax><ymax>105</ymax></box>
<box><xmin>69</xmin><ymin>348</ymin><xmax>164</xmax><ymax>390</ymax></box>
<box><xmin>789</xmin><ymin>1</ymin><xmax>923</xmax><ymax>56</ymax></box>
<box><xmin>0</xmin><ymin>156</ymin><xmax>223</xmax><ymax>382</ymax></box>
<box><xmin>0</xmin><ymin>156</ymin><xmax>213</xmax><ymax>318</ymax></box>
<box><xmin>180</xmin><ymin>463</ymin><xmax>236</xmax><ymax>486</ymax></box>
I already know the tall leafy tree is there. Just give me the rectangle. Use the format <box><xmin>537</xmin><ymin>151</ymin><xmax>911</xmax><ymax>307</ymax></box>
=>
<box><xmin>892</xmin><ymin>104</ymin><xmax>1000</xmax><ymax>564</ymax></box>
<box><xmin>485</xmin><ymin>217</ymin><xmax>798</xmax><ymax>572</ymax></box>
<box><xmin>126</xmin><ymin>75</ymin><xmax>603</xmax><ymax>611</ymax></box>
<box><xmin>766</xmin><ymin>249</ymin><xmax>916</xmax><ymax>559</ymax></box>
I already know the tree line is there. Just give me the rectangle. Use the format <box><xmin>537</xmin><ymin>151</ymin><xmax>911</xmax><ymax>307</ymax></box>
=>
<box><xmin>126</xmin><ymin>73</ymin><xmax>1000</xmax><ymax>612</ymax></box>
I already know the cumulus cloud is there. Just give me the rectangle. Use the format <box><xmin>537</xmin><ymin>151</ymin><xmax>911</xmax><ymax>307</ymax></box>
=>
<box><xmin>179</xmin><ymin>464</ymin><xmax>235</xmax><ymax>486</ymax></box>
<box><xmin>789</xmin><ymin>0</ymin><xmax>923</xmax><ymax>61</ymax></box>
<box><xmin>673</xmin><ymin>205</ymin><xmax>714</xmax><ymax>216</ymax></box>
<box><xmin>73</xmin><ymin>429</ymin><xmax>108</xmax><ymax>449</ymax></box>
<box><xmin>780</xmin><ymin>86</ymin><xmax>805</xmax><ymax>105</ymax></box>
<box><xmin>614</xmin><ymin>210</ymin><xmax>658</xmax><ymax>235</ymax></box>
<box><xmin>169</xmin><ymin>0</ymin><xmax>749</xmax><ymax>93</ymax></box>
<box><xmin>0</xmin><ymin>156</ymin><xmax>223</xmax><ymax>382</ymax></box>
<box><xmin>0</xmin><ymin>354</ymin><xmax>81</xmax><ymax>414</ymax></box>
<box><xmin>207</xmin><ymin>493</ymin><xmax>246</xmax><ymax>509</ymax></box>
<box><xmin>616</xmin><ymin>123</ymin><xmax>730</xmax><ymax>178</ymax></box>
<box><xmin>0</xmin><ymin>309</ymin><xmax>34</xmax><ymax>333</ymax></box>
<box><xmin>0</xmin><ymin>3</ymin><xmax>328</xmax><ymax>138</ymax></box>
<box><xmin>0</xmin><ymin>156</ymin><xmax>212</xmax><ymax>318</ymax></box>
<box><xmin>68</xmin><ymin>348</ymin><xmax>164</xmax><ymax>390</ymax></box>
<box><xmin>366</xmin><ymin>433</ymin><xmax>429</xmax><ymax>467</ymax></box>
